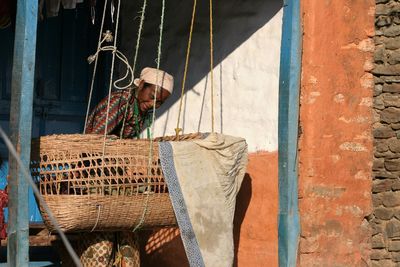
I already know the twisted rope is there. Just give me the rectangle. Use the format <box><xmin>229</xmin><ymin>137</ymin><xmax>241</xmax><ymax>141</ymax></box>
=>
<box><xmin>209</xmin><ymin>0</ymin><xmax>215</xmax><ymax>132</ymax></box>
<box><xmin>175</xmin><ymin>0</ymin><xmax>197</xmax><ymax>139</ymax></box>
<box><xmin>84</xmin><ymin>0</ymin><xmax>109</xmax><ymax>133</ymax></box>
<box><xmin>132</xmin><ymin>0</ymin><xmax>166</xmax><ymax>232</ymax></box>
<box><xmin>120</xmin><ymin>0</ymin><xmax>148</xmax><ymax>138</ymax></box>
<box><xmin>101</xmin><ymin>0</ymin><xmax>122</xmax><ymax>194</ymax></box>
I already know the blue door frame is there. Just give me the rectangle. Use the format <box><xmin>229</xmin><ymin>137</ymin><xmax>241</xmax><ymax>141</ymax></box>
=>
<box><xmin>7</xmin><ymin>0</ymin><xmax>38</xmax><ymax>265</ymax></box>
<box><xmin>278</xmin><ymin>0</ymin><xmax>302</xmax><ymax>266</ymax></box>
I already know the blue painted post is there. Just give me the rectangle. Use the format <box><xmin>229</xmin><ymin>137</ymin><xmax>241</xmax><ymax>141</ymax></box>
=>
<box><xmin>7</xmin><ymin>0</ymin><xmax>38</xmax><ymax>266</ymax></box>
<box><xmin>278</xmin><ymin>0</ymin><xmax>302</xmax><ymax>266</ymax></box>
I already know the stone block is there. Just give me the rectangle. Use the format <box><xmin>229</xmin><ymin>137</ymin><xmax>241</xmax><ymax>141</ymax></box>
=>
<box><xmin>393</xmin><ymin>180</ymin><xmax>400</xmax><ymax>191</ymax></box>
<box><xmin>384</xmin><ymin>94</ymin><xmax>400</xmax><ymax>107</ymax></box>
<box><xmin>382</xmin><ymin>76</ymin><xmax>400</xmax><ymax>83</ymax></box>
<box><xmin>375</xmin><ymin>126</ymin><xmax>396</xmax><ymax>138</ymax></box>
<box><xmin>376</xmin><ymin>139</ymin><xmax>390</xmax><ymax>152</ymax></box>
<box><xmin>390</xmin><ymin>241</ymin><xmax>400</xmax><ymax>251</ymax></box>
<box><xmin>376</xmin><ymin>46</ymin><xmax>387</xmax><ymax>63</ymax></box>
<box><xmin>376</xmin><ymin>206</ymin><xmax>395</xmax><ymax>220</ymax></box>
<box><xmin>389</xmin><ymin>50</ymin><xmax>400</xmax><ymax>65</ymax></box>
<box><xmin>373</xmin><ymin>222</ymin><xmax>386</xmax><ymax>235</ymax></box>
<box><xmin>375</xmin><ymin>36</ymin><xmax>385</xmax><ymax>45</ymax></box>
<box><xmin>393</xmin><ymin>252</ymin><xmax>400</xmax><ymax>262</ymax></box>
<box><xmin>387</xmin><ymin>2</ymin><xmax>400</xmax><ymax>14</ymax></box>
<box><xmin>374</xmin><ymin>170</ymin><xmax>397</xmax><ymax>179</ymax></box>
<box><xmin>386</xmin><ymin>37</ymin><xmax>400</xmax><ymax>50</ymax></box>
<box><xmin>376</xmin><ymin>151</ymin><xmax>395</xmax><ymax>158</ymax></box>
<box><xmin>376</xmin><ymin>84</ymin><xmax>384</xmax><ymax>96</ymax></box>
<box><xmin>384</xmin><ymin>84</ymin><xmax>400</xmax><ymax>93</ymax></box>
<box><xmin>376</xmin><ymin>4</ymin><xmax>392</xmax><ymax>15</ymax></box>
<box><xmin>390</xmin><ymin>139</ymin><xmax>400</xmax><ymax>153</ymax></box>
<box><xmin>395</xmin><ymin>209</ymin><xmax>400</xmax><ymax>220</ymax></box>
<box><xmin>393</xmin><ymin>124</ymin><xmax>400</xmax><ymax>130</ymax></box>
<box><xmin>375</xmin><ymin>158</ymin><xmax>387</xmax><ymax>171</ymax></box>
<box><xmin>377</xmin><ymin>16</ymin><xmax>392</xmax><ymax>28</ymax></box>
<box><xmin>384</xmin><ymin>25</ymin><xmax>400</xmax><ymax>37</ymax></box>
<box><xmin>371</xmin><ymin>234</ymin><xmax>386</xmax><ymax>250</ymax></box>
<box><xmin>376</xmin><ymin>94</ymin><xmax>387</xmax><ymax>109</ymax></box>
<box><xmin>383</xmin><ymin>192</ymin><xmax>400</xmax><ymax>207</ymax></box>
<box><xmin>376</xmin><ymin>2</ymin><xmax>400</xmax><ymax>15</ymax></box>
<box><xmin>371</xmin><ymin>248</ymin><xmax>390</xmax><ymax>259</ymax></box>
<box><xmin>375</xmin><ymin>111</ymin><xmax>382</xmax><ymax>124</ymax></box>
<box><xmin>375</xmin><ymin>37</ymin><xmax>400</xmax><ymax>50</ymax></box>
<box><xmin>382</xmin><ymin>108</ymin><xmax>400</xmax><ymax>123</ymax></box>
<box><xmin>388</xmin><ymin>220</ymin><xmax>400</xmax><ymax>237</ymax></box>
<box><xmin>386</xmin><ymin>159</ymin><xmax>400</xmax><ymax>171</ymax></box>
<box><xmin>376</xmin><ymin>77</ymin><xmax>385</xmax><ymax>85</ymax></box>
<box><xmin>373</xmin><ymin>65</ymin><xmax>400</xmax><ymax>75</ymax></box>
<box><xmin>374</xmin><ymin>179</ymin><xmax>394</xmax><ymax>193</ymax></box>
<box><xmin>374</xmin><ymin>193</ymin><xmax>384</xmax><ymax>206</ymax></box>
<box><xmin>376</xmin><ymin>0</ymin><xmax>390</xmax><ymax>3</ymax></box>
<box><xmin>372</xmin><ymin>259</ymin><xmax>394</xmax><ymax>267</ymax></box>
<box><xmin>387</xmin><ymin>155</ymin><xmax>400</xmax><ymax>160</ymax></box>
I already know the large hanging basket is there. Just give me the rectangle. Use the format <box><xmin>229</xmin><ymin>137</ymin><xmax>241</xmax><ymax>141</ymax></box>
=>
<box><xmin>30</xmin><ymin>133</ymin><xmax>202</xmax><ymax>232</ymax></box>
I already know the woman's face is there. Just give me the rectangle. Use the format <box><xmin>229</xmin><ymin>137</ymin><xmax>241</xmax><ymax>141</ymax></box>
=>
<box><xmin>137</xmin><ymin>82</ymin><xmax>171</xmax><ymax>113</ymax></box>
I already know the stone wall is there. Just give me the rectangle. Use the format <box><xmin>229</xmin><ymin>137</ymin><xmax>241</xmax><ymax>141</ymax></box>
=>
<box><xmin>372</xmin><ymin>0</ymin><xmax>400</xmax><ymax>266</ymax></box>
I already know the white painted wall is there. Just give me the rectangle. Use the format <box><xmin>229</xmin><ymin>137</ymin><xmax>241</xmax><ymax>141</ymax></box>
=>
<box><xmin>120</xmin><ymin>0</ymin><xmax>283</xmax><ymax>152</ymax></box>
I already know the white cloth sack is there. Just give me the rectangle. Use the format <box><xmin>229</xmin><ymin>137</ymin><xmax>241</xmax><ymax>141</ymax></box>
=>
<box><xmin>159</xmin><ymin>133</ymin><xmax>248</xmax><ymax>267</ymax></box>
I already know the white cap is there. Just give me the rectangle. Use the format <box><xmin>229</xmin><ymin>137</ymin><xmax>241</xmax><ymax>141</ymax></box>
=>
<box><xmin>133</xmin><ymin>67</ymin><xmax>174</xmax><ymax>94</ymax></box>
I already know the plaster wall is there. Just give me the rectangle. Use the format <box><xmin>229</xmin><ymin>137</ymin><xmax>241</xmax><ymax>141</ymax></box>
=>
<box><xmin>119</xmin><ymin>0</ymin><xmax>283</xmax><ymax>153</ymax></box>
<box><xmin>117</xmin><ymin>0</ymin><xmax>283</xmax><ymax>265</ymax></box>
<box><xmin>299</xmin><ymin>0</ymin><xmax>375</xmax><ymax>266</ymax></box>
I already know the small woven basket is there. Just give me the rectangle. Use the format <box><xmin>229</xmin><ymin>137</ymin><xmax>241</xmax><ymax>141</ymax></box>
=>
<box><xmin>30</xmin><ymin>133</ymin><xmax>202</xmax><ymax>232</ymax></box>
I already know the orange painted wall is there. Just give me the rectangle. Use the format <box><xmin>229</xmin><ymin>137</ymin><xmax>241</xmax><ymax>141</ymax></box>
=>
<box><xmin>298</xmin><ymin>0</ymin><xmax>375</xmax><ymax>266</ymax></box>
<box><xmin>141</xmin><ymin>152</ymin><xmax>278</xmax><ymax>267</ymax></box>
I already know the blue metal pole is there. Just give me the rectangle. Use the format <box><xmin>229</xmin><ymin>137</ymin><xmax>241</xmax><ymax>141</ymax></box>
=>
<box><xmin>7</xmin><ymin>0</ymin><xmax>38</xmax><ymax>266</ymax></box>
<box><xmin>278</xmin><ymin>0</ymin><xmax>302</xmax><ymax>266</ymax></box>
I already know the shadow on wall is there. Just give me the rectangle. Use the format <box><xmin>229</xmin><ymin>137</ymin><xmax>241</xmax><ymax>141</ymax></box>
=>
<box><xmin>118</xmin><ymin>0</ymin><xmax>282</xmax><ymax>130</ymax></box>
<box><xmin>139</xmin><ymin>173</ymin><xmax>252</xmax><ymax>267</ymax></box>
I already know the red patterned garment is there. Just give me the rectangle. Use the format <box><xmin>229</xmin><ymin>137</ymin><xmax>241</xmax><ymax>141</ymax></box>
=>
<box><xmin>85</xmin><ymin>89</ymin><xmax>144</xmax><ymax>138</ymax></box>
<box><xmin>0</xmin><ymin>189</ymin><xmax>7</xmax><ymax>240</ymax></box>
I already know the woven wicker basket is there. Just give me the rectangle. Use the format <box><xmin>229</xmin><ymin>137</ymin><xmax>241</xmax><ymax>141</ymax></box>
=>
<box><xmin>30</xmin><ymin>133</ymin><xmax>202</xmax><ymax>232</ymax></box>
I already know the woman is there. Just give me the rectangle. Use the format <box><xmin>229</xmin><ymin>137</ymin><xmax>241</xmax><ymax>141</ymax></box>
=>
<box><xmin>70</xmin><ymin>67</ymin><xmax>174</xmax><ymax>267</ymax></box>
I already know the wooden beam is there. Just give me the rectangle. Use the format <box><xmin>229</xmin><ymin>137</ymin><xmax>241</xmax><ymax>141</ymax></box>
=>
<box><xmin>7</xmin><ymin>0</ymin><xmax>38</xmax><ymax>266</ymax></box>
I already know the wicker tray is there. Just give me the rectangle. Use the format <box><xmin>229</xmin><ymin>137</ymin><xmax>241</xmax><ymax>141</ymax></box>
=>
<box><xmin>30</xmin><ymin>133</ymin><xmax>202</xmax><ymax>232</ymax></box>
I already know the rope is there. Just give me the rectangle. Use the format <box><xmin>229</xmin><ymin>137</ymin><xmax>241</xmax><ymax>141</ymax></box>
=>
<box><xmin>132</xmin><ymin>0</ymin><xmax>166</xmax><ymax>232</ymax></box>
<box><xmin>120</xmin><ymin>0</ymin><xmax>148</xmax><ymax>138</ymax></box>
<box><xmin>101</xmin><ymin>0</ymin><xmax>122</xmax><ymax>194</ymax></box>
<box><xmin>175</xmin><ymin>0</ymin><xmax>197</xmax><ymax>139</ymax></box>
<box><xmin>209</xmin><ymin>0</ymin><xmax>215</xmax><ymax>132</ymax></box>
<box><xmin>90</xmin><ymin>45</ymin><xmax>134</xmax><ymax>90</ymax></box>
<box><xmin>84</xmin><ymin>0</ymin><xmax>109</xmax><ymax>133</ymax></box>
<box><xmin>90</xmin><ymin>204</ymin><xmax>102</xmax><ymax>232</ymax></box>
